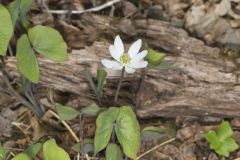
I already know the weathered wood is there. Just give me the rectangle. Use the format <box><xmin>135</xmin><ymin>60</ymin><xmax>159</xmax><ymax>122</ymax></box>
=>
<box><xmin>5</xmin><ymin>14</ymin><xmax>240</xmax><ymax>119</ymax></box>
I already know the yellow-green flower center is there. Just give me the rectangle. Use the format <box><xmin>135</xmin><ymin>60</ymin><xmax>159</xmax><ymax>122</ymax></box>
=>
<box><xmin>120</xmin><ymin>54</ymin><xmax>131</xmax><ymax>64</ymax></box>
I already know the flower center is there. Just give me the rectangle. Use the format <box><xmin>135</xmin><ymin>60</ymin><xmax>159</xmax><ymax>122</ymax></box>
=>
<box><xmin>120</xmin><ymin>54</ymin><xmax>131</xmax><ymax>64</ymax></box>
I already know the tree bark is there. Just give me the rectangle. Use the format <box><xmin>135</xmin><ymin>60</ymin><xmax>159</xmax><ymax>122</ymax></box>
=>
<box><xmin>5</xmin><ymin>14</ymin><xmax>240</xmax><ymax>119</ymax></box>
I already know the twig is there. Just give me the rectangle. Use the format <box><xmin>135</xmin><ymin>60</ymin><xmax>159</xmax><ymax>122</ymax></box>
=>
<box><xmin>49</xmin><ymin>110</ymin><xmax>80</xmax><ymax>142</ymax></box>
<box><xmin>86</xmin><ymin>154</ymin><xmax>91</xmax><ymax>160</ymax></box>
<box><xmin>4</xmin><ymin>147</ymin><xmax>24</xmax><ymax>152</ymax></box>
<box><xmin>43</xmin><ymin>0</ymin><xmax>121</xmax><ymax>15</ymax></box>
<box><xmin>136</xmin><ymin>138</ymin><xmax>176</xmax><ymax>160</ymax></box>
<box><xmin>114</xmin><ymin>67</ymin><xmax>125</xmax><ymax>106</ymax></box>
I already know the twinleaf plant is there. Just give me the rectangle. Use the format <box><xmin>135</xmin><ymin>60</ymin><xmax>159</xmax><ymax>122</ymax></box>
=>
<box><xmin>56</xmin><ymin>103</ymin><xmax>101</xmax><ymax>121</ymax></box>
<box><xmin>0</xmin><ymin>0</ymin><xmax>68</xmax><ymax>117</ymax></box>
<box><xmin>205</xmin><ymin>121</ymin><xmax>239</xmax><ymax>157</ymax></box>
<box><xmin>93</xmin><ymin>35</ymin><xmax>173</xmax><ymax>159</ymax></box>
<box><xmin>0</xmin><ymin>1</ymin><xmax>68</xmax><ymax>83</ymax></box>
<box><xmin>17</xmin><ymin>25</ymin><xmax>68</xmax><ymax>83</ymax></box>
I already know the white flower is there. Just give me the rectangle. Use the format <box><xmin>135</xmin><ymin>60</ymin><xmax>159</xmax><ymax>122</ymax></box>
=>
<box><xmin>101</xmin><ymin>35</ymin><xmax>148</xmax><ymax>73</ymax></box>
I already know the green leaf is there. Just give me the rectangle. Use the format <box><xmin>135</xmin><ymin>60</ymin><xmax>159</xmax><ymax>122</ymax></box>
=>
<box><xmin>142</xmin><ymin>126</ymin><xmax>165</xmax><ymax>132</ymax></box>
<box><xmin>115</xmin><ymin>106</ymin><xmax>140</xmax><ymax>159</ymax></box>
<box><xmin>94</xmin><ymin>107</ymin><xmax>119</xmax><ymax>155</ymax></box>
<box><xmin>7</xmin><ymin>0</ymin><xmax>21</xmax><ymax>26</ymax></box>
<box><xmin>19</xmin><ymin>0</ymin><xmax>33</xmax><ymax>29</ymax></box>
<box><xmin>217</xmin><ymin>137</ymin><xmax>239</xmax><ymax>157</ymax></box>
<box><xmin>0</xmin><ymin>4</ymin><xmax>13</xmax><ymax>56</ymax></box>
<box><xmin>205</xmin><ymin>121</ymin><xmax>239</xmax><ymax>157</ymax></box>
<box><xmin>24</xmin><ymin>143</ymin><xmax>42</xmax><ymax>158</ymax></box>
<box><xmin>154</xmin><ymin>60</ymin><xmax>176</xmax><ymax>70</ymax></box>
<box><xmin>142</xmin><ymin>126</ymin><xmax>166</xmax><ymax>142</ymax></box>
<box><xmin>84</xmin><ymin>70</ymin><xmax>97</xmax><ymax>96</ymax></box>
<box><xmin>145</xmin><ymin>48</ymin><xmax>165</xmax><ymax>66</ymax></box>
<box><xmin>28</xmin><ymin>25</ymin><xmax>68</xmax><ymax>61</ymax></box>
<box><xmin>55</xmin><ymin>103</ymin><xmax>79</xmax><ymax>121</ymax></box>
<box><xmin>72</xmin><ymin>143</ymin><xmax>80</xmax><ymax>153</ymax></box>
<box><xmin>43</xmin><ymin>139</ymin><xmax>70</xmax><ymax>160</ymax></box>
<box><xmin>0</xmin><ymin>144</ymin><xmax>6</xmax><ymax>160</ymax></box>
<box><xmin>106</xmin><ymin>143</ymin><xmax>123</xmax><ymax>160</ymax></box>
<box><xmin>81</xmin><ymin>104</ymin><xmax>100</xmax><ymax>116</ymax></box>
<box><xmin>97</xmin><ymin>68</ymin><xmax>107</xmax><ymax>97</ymax></box>
<box><xmin>16</xmin><ymin>34</ymin><xmax>39</xmax><ymax>83</ymax></box>
<box><xmin>12</xmin><ymin>153</ymin><xmax>31</xmax><ymax>160</ymax></box>
<box><xmin>217</xmin><ymin>121</ymin><xmax>233</xmax><ymax>141</ymax></box>
<box><xmin>72</xmin><ymin>139</ymin><xmax>94</xmax><ymax>154</ymax></box>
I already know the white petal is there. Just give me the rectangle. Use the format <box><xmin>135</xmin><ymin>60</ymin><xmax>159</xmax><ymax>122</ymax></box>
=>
<box><xmin>125</xmin><ymin>66</ymin><xmax>136</xmax><ymax>73</ymax></box>
<box><xmin>101</xmin><ymin>59</ymin><xmax>123</xmax><ymax>70</ymax></box>
<box><xmin>129</xmin><ymin>61</ymin><xmax>148</xmax><ymax>69</ymax></box>
<box><xmin>131</xmin><ymin>50</ymin><xmax>148</xmax><ymax>63</ymax></box>
<box><xmin>112</xmin><ymin>64</ymin><xmax>123</xmax><ymax>70</ymax></box>
<box><xmin>128</xmin><ymin>39</ymin><xmax>142</xmax><ymax>58</ymax></box>
<box><xmin>114</xmin><ymin>35</ymin><xmax>124</xmax><ymax>54</ymax></box>
<box><xmin>109</xmin><ymin>45</ymin><xmax>121</xmax><ymax>61</ymax></box>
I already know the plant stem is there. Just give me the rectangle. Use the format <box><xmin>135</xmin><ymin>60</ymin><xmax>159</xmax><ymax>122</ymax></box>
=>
<box><xmin>0</xmin><ymin>58</ymin><xmax>43</xmax><ymax>117</ymax></box>
<box><xmin>79</xmin><ymin>114</ymin><xmax>85</xmax><ymax>160</ymax></box>
<box><xmin>114</xmin><ymin>67</ymin><xmax>125</xmax><ymax>105</ymax></box>
<box><xmin>111</xmin><ymin>123</ymin><xmax>116</xmax><ymax>143</ymax></box>
<box><xmin>135</xmin><ymin>69</ymin><xmax>146</xmax><ymax>111</ymax></box>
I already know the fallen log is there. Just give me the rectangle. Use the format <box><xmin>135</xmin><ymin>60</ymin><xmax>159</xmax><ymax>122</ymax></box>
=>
<box><xmin>5</xmin><ymin>14</ymin><xmax>240</xmax><ymax>119</ymax></box>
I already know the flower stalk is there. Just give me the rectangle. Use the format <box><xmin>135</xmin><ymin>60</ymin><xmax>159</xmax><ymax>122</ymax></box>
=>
<box><xmin>114</xmin><ymin>67</ymin><xmax>125</xmax><ymax>105</ymax></box>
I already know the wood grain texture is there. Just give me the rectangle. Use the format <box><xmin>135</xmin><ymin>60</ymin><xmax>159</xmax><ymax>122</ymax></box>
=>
<box><xmin>5</xmin><ymin>14</ymin><xmax>240</xmax><ymax>118</ymax></box>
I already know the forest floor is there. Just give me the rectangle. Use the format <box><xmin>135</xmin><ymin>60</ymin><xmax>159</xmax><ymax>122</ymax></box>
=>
<box><xmin>2</xmin><ymin>0</ymin><xmax>240</xmax><ymax>159</ymax></box>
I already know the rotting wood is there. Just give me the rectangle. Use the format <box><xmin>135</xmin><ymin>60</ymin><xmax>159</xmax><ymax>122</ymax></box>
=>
<box><xmin>5</xmin><ymin>14</ymin><xmax>240</xmax><ymax>119</ymax></box>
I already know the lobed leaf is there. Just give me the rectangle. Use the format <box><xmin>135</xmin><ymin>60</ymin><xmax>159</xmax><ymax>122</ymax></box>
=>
<box><xmin>43</xmin><ymin>139</ymin><xmax>70</xmax><ymax>160</ymax></box>
<box><xmin>84</xmin><ymin>70</ymin><xmax>98</xmax><ymax>96</ymax></box>
<box><xmin>142</xmin><ymin>126</ymin><xmax>166</xmax><ymax>142</ymax></box>
<box><xmin>0</xmin><ymin>4</ymin><xmax>14</xmax><ymax>56</ymax></box>
<box><xmin>205</xmin><ymin>121</ymin><xmax>239</xmax><ymax>157</ymax></box>
<box><xmin>106</xmin><ymin>143</ymin><xmax>123</xmax><ymax>160</ymax></box>
<box><xmin>24</xmin><ymin>143</ymin><xmax>42</xmax><ymax>158</ymax></box>
<box><xmin>97</xmin><ymin>68</ymin><xmax>107</xmax><ymax>97</ymax></box>
<box><xmin>7</xmin><ymin>0</ymin><xmax>21</xmax><ymax>26</ymax></box>
<box><xmin>81</xmin><ymin>103</ymin><xmax>100</xmax><ymax>116</ymax></box>
<box><xmin>72</xmin><ymin>139</ymin><xmax>94</xmax><ymax>154</ymax></box>
<box><xmin>115</xmin><ymin>106</ymin><xmax>140</xmax><ymax>159</ymax></box>
<box><xmin>155</xmin><ymin>60</ymin><xmax>176</xmax><ymax>70</ymax></box>
<box><xmin>28</xmin><ymin>25</ymin><xmax>68</xmax><ymax>62</ymax></box>
<box><xmin>145</xmin><ymin>48</ymin><xmax>165</xmax><ymax>66</ymax></box>
<box><xmin>12</xmin><ymin>153</ymin><xmax>31</xmax><ymax>160</ymax></box>
<box><xmin>16</xmin><ymin>34</ymin><xmax>39</xmax><ymax>83</ymax></box>
<box><xmin>19</xmin><ymin>0</ymin><xmax>33</xmax><ymax>29</ymax></box>
<box><xmin>94</xmin><ymin>107</ymin><xmax>119</xmax><ymax>155</ymax></box>
<box><xmin>55</xmin><ymin>103</ymin><xmax>79</xmax><ymax>121</ymax></box>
